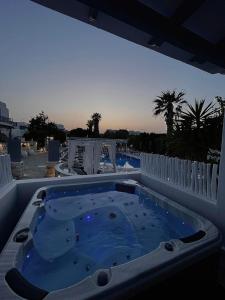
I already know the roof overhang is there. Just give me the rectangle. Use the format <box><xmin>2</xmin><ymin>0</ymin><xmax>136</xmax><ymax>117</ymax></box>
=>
<box><xmin>30</xmin><ymin>0</ymin><xmax>225</xmax><ymax>74</ymax></box>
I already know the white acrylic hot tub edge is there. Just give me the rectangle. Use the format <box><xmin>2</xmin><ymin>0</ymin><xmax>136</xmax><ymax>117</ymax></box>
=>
<box><xmin>0</xmin><ymin>179</ymin><xmax>221</xmax><ymax>300</ymax></box>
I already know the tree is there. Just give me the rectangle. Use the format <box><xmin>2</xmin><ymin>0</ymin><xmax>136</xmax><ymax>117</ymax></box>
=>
<box><xmin>86</xmin><ymin>120</ymin><xmax>93</xmax><ymax>137</ymax></box>
<box><xmin>24</xmin><ymin>111</ymin><xmax>48</xmax><ymax>148</ymax></box>
<box><xmin>24</xmin><ymin>111</ymin><xmax>66</xmax><ymax>148</ymax></box>
<box><xmin>181</xmin><ymin>99</ymin><xmax>215</xmax><ymax>131</ymax></box>
<box><xmin>103</xmin><ymin>129</ymin><xmax>129</xmax><ymax>139</ymax></box>
<box><xmin>53</xmin><ymin>129</ymin><xmax>66</xmax><ymax>144</ymax></box>
<box><xmin>128</xmin><ymin>132</ymin><xmax>167</xmax><ymax>154</ymax></box>
<box><xmin>170</xmin><ymin>98</ymin><xmax>220</xmax><ymax>161</ymax></box>
<box><xmin>68</xmin><ymin>128</ymin><xmax>87</xmax><ymax>137</ymax></box>
<box><xmin>215</xmin><ymin>96</ymin><xmax>225</xmax><ymax>117</ymax></box>
<box><xmin>153</xmin><ymin>90</ymin><xmax>186</xmax><ymax>137</ymax></box>
<box><xmin>91</xmin><ymin>113</ymin><xmax>102</xmax><ymax>137</ymax></box>
<box><xmin>151</xmin><ymin>92</ymin><xmax>224</xmax><ymax>161</ymax></box>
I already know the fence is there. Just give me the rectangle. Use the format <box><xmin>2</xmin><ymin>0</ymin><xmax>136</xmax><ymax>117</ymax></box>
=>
<box><xmin>141</xmin><ymin>153</ymin><xmax>218</xmax><ymax>202</ymax></box>
<box><xmin>0</xmin><ymin>155</ymin><xmax>12</xmax><ymax>187</ymax></box>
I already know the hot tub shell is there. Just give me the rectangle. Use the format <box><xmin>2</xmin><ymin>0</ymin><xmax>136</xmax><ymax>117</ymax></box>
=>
<box><xmin>0</xmin><ymin>179</ymin><xmax>221</xmax><ymax>300</ymax></box>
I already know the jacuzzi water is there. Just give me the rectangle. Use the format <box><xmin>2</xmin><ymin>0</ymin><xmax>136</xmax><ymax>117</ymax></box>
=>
<box><xmin>20</xmin><ymin>182</ymin><xmax>196</xmax><ymax>292</ymax></box>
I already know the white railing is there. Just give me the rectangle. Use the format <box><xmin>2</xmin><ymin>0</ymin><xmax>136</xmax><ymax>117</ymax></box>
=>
<box><xmin>141</xmin><ymin>153</ymin><xmax>218</xmax><ymax>202</ymax></box>
<box><xmin>126</xmin><ymin>150</ymin><xmax>141</xmax><ymax>156</ymax></box>
<box><xmin>0</xmin><ymin>155</ymin><xmax>13</xmax><ymax>187</ymax></box>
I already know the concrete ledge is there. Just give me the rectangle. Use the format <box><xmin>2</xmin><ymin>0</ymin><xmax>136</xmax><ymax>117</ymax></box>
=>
<box><xmin>16</xmin><ymin>171</ymin><xmax>141</xmax><ymax>203</ymax></box>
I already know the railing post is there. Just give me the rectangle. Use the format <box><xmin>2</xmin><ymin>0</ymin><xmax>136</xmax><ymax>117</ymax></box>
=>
<box><xmin>217</xmin><ymin>111</ymin><xmax>225</xmax><ymax>217</ymax></box>
<box><xmin>141</xmin><ymin>151</ymin><xmax>218</xmax><ymax>203</ymax></box>
<box><xmin>8</xmin><ymin>138</ymin><xmax>24</xmax><ymax>179</ymax></box>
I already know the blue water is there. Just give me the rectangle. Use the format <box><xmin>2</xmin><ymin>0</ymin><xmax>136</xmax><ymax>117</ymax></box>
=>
<box><xmin>21</xmin><ymin>182</ymin><xmax>195</xmax><ymax>291</ymax></box>
<box><xmin>101</xmin><ymin>153</ymin><xmax>140</xmax><ymax>168</ymax></box>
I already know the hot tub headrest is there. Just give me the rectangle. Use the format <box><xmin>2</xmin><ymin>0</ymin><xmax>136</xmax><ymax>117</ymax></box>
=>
<box><xmin>115</xmin><ymin>183</ymin><xmax>135</xmax><ymax>194</ymax></box>
<box><xmin>5</xmin><ymin>268</ymin><xmax>48</xmax><ymax>300</ymax></box>
<box><xmin>180</xmin><ymin>230</ymin><xmax>206</xmax><ymax>243</ymax></box>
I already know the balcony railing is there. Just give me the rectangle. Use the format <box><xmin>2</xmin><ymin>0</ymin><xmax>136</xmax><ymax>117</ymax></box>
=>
<box><xmin>141</xmin><ymin>153</ymin><xmax>218</xmax><ymax>202</ymax></box>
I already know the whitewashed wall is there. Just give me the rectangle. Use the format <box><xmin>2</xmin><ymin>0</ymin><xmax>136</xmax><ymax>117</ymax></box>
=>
<box><xmin>0</xmin><ymin>155</ymin><xmax>12</xmax><ymax>187</ymax></box>
<box><xmin>141</xmin><ymin>153</ymin><xmax>218</xmax><ymax>202</ymax></box>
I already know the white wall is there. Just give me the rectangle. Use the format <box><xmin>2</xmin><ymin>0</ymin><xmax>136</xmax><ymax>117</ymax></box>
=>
<box><xmin>0</xmin><ymin>101</ymin><xmax>9</xmax><ymax>119</ymax></box>
<box><xmin>11</xmin><ymin>122</ymin><xmax>28</xmax><ymax>139</ymax></box>
<box><xmin>0</xmin><ymin>183</ymin><xmax>18</xmax><ymax>252</ymax></box>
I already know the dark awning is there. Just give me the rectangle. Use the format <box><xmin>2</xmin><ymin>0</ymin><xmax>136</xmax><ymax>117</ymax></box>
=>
<box><xmin>30</xmin><ymin>0</ymin><xmax>225</xmax><ymax>74</ymax></box>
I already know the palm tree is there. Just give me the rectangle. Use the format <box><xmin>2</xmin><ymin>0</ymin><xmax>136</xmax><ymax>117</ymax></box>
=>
<box><xmin>86</xmin><ymin>119</ymin><xmax>93</xmax><ymax>137</ymax></box>
<box><xmin>215</xmin><ymin>96</ymin><xmax>225</xmax><ymax>116</ymax></box>
<box><xmin>153</xmin><ymin>90</ymin><xmax>186</xmax><ymax>137</ymax></box>
<box><xmin>91</xmin><ymin>113</ymin><xmax>102</xmax><ymax>137</ymax></box>
<box><xmin>181</xmin><ymin>99</ymin><xmax>215</xmax><ymax>130</ymax></box>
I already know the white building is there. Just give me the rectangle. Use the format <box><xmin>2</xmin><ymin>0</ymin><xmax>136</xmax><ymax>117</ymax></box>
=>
<box><xmin>56</xmin><ymin>123</ymin><xmax>65</xmax><ymax>131</ymax></box>
<box><xmin>0</xmin><ymin>101</ymin><xmax>14</xmax><ymax>140</ymax></box>
<box><xmin>11</xmin><ymin>122</ymin><xmax>28</xmax><ymax>139</ymax></box>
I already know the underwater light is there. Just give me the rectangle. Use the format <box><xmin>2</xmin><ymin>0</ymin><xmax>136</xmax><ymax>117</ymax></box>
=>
<box><xmin>85</xmin><ymin>215</ymin><xmax>92</xmax><ymax>222</ymax></box>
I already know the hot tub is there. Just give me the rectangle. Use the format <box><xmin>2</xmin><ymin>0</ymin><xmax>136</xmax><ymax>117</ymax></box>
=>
<box><xmin>0</xmin><ymin>180</ymin><xmax>221</xmax><ymax>299</ymax></box>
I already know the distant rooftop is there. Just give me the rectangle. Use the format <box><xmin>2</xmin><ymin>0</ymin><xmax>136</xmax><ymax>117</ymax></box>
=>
<box><xmin>56</xmin><ymin>123</ymin><xmax>65</xmax><ymax>131</ymax></box>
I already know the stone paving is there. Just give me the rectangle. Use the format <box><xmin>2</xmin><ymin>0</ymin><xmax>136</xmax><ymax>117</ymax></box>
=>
<box><xmin>22</xmin><ymin>152</ymin><xmax>48</xmax><ymax>179</ymax></box>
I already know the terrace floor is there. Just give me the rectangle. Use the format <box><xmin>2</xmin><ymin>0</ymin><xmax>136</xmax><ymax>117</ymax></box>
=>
<box><xmin>128</xmin><ymin>252</ymin><xmax>225</xmax><ymax>298</ymax></box>
<box><xmin>23</xmin><ymin>152</ymin><xmax>48</xmax><ymax>179</ymax></box>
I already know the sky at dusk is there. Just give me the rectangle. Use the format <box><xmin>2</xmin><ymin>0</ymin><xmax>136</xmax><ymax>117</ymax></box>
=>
<box><xmin>1</xmin><ymin>0</ymin><xmax>225</xmax><ymax>133</ymax></box>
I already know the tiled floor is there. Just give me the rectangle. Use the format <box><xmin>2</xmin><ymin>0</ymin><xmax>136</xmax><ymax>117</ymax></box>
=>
<box><xmin>23</xmin><ymin>152</ymin><xmax>48</xmax><ymax>179</ymax></box>
<box><xmin>128</xmin><ymin>253</ymin><xmax>225</xmax><ymax>299</ymax></box>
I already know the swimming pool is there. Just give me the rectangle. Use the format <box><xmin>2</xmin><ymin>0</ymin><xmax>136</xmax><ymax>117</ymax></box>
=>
<box><xmin>101</xmin><ymin>153</ymin><xmax>140</xmax><ymax>168</ymax></box>
<box><xmin>1</xmin><ymin>180</ymin><xmax>221</xmax><ymax>299</ymax></box>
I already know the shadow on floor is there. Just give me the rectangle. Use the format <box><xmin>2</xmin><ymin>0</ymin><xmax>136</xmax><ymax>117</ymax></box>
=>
<box><xmin>128</xmin><ymin>252</ymin><xmax>225</xmax><ymax>298</ymax></box>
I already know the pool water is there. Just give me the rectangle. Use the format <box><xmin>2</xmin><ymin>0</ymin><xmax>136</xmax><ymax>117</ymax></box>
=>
<box><xmin>21</xmin><ymin>183</ymin><xmax>195</xmax><ymax>292</ymax></box>
<box><xmin>101</xmin><ymin>153</ymin><xmax>140</xmax><ymax>168</ymax></box>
